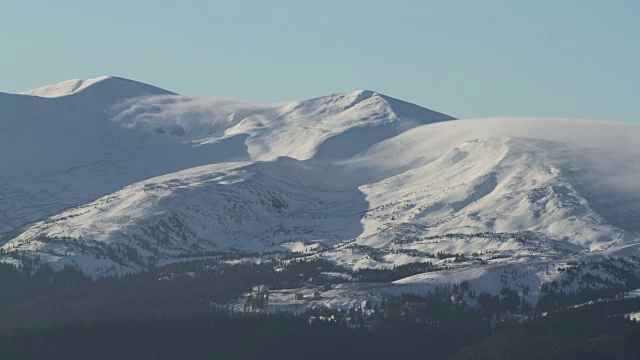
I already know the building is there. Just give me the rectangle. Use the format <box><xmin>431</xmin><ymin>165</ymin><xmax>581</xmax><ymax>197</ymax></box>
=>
<box><xmin>252</xmin><ymin>284</ymin><xmax>269</xmax><ymax>293</ymax></box>
<box><xmin>450</xmin><ymin>293</ymin><xmax>464</xmax><ymax>307</ymax></box>
<box><xmin>313</xmin><ymin>291</ymin><xmax>322</xmax><ymax>299</ymax></box>
<box><xmin>295</xmin><ymin>293</ymin><xmax>304</xmax><ymax>300</ymax></box>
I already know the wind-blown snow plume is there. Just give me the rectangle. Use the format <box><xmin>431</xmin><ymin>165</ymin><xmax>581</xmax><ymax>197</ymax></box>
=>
<box><xmin>110</xmin><ymin>95</ymin><xmax>276</xmax><ymax>140</ymax></box>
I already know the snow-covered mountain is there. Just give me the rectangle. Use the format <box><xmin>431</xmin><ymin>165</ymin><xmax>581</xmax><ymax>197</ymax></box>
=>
<box><xmin>0</xmin><ymin>77</ymin><xmax>450</xmax><ymax>237</ymax></box>
<box><xmin>1</xmin><ymin>76</ymin><xmax>639</xmax><ymax>298</ymax></box>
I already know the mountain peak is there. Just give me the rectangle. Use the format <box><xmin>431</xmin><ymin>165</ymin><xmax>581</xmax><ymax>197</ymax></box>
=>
<box><xmin>326</xmin><ymin>89</ymin><xmax>456</xmax><ymax>123</ymax></box>
<box><xmin>20</xmin><ymin>76</ymin><xmax>176</xmax><ymax>98</ymax></box>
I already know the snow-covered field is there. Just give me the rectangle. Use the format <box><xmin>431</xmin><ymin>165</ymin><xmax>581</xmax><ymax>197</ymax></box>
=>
<box><xmin>1</xmin><ymin>76</ymin><xmax>639</xmax><ymax>301</ymax></box>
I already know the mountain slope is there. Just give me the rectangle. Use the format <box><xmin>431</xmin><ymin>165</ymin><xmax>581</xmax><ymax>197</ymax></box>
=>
<box><xmin>2</xmin><ymin>159</ymin><xmax>367</xmax><ymax>274</ymax></box>
<box><xmin>0</xmin><ymin>76</ymin><xmax>176</xmax><ymax>177</ymax></box>
<box><xmin>3</xmin><ymin>118</ymin><xmax>639</xmax><ymax>276</ymax></box>
<box><xmin>349</xmin><ymin>117</ymin><xmax>640</xmax><ymax>235</ymax></box>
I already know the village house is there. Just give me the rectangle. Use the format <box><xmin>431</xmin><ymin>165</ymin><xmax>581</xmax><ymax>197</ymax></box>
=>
<box><xmin>252</xmin><ymin>284</ymin><xmax>269</xmax><ymax>293</ymax></box>
<box><xmin>450</xmin><ymin>293</ymin><xmax>464</xmax><ymax>308</ymax></box>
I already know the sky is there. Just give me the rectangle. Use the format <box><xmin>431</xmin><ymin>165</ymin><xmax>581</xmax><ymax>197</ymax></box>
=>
<box><xmin>2</xmin><ymin>0</ymin><xmax>638</xmax><ymax>122</ymax></box>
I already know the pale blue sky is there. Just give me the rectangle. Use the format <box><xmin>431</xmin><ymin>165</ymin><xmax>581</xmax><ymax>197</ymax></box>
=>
<box><xmin>3</xmin><ymin>0</ymin><xmax>638</xmax><ymax>122</ymax></box>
